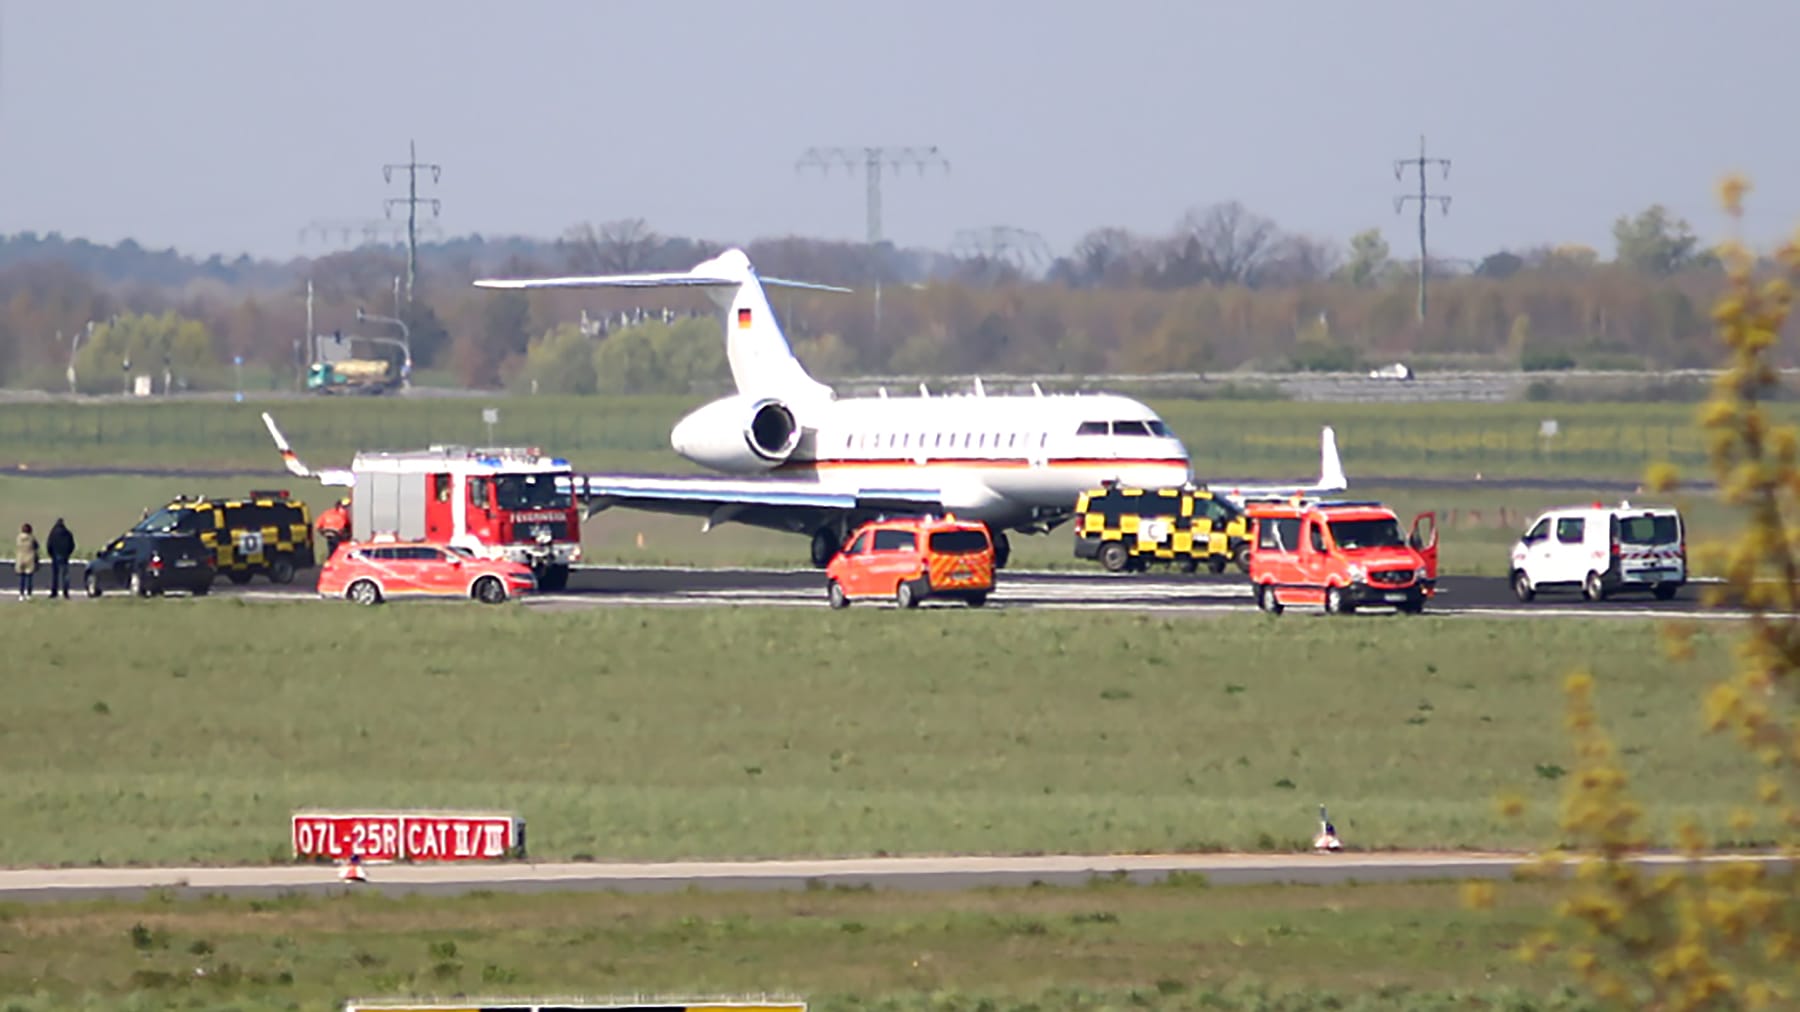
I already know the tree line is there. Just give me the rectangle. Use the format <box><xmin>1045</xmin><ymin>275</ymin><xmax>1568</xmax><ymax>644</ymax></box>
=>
<box><xmin>0</xmin><ymin>200</ymin><xmax>1784</xmax><ymax>394</ymax></box>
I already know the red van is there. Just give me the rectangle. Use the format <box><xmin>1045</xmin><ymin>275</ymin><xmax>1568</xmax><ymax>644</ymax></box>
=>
<box><xmin>1247</xmin><ymin>499</ymin><xmax>1438</xmax><ymax>614</ymax></box>
<box><xmin>826</xmin><ymin>516</ymin><xmax>996</xmax><ymax>609</ymax></box>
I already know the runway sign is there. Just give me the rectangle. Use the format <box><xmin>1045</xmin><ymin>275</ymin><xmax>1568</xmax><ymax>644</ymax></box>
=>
<box><xmin>343</xmin><ymin>993</ymin><xmax>810</xmax><ymax>1001</ymax></box>
<box><xmin>292</xmin><ymin>810</ymin><xmax>525</xmax><ymax>863</ymax></box>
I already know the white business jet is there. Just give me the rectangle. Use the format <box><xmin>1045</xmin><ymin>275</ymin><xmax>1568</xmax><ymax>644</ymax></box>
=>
<box><xmin>474</xmin><ymin>248</ymin><xmax>1344</xmax><ymax>567</ymax></box>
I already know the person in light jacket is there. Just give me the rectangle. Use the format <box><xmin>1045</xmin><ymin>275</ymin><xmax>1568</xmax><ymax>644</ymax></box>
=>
<box><xmin>15</xmin><ymin>522</ymin><xmax>39</xmax><ymax>600</ymax></box>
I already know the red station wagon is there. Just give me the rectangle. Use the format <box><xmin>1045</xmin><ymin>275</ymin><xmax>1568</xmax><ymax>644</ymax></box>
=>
<box><xmin>317</xmin><ymin>539</ymin><xmax>537</xmax><ymax>606</ymax></box>
<box><xmin>826</xmin><ymin>516</ymin><xmax>996</xmax><ymax>609</ymax></box>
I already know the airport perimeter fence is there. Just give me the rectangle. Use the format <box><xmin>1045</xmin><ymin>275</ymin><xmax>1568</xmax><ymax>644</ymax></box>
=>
<box><xmin>0</xmin><ymin>396</ymin><xmax>1765</xmax><ymax>483</ymax></box>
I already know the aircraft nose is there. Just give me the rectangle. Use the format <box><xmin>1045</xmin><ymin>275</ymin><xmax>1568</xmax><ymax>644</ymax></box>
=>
<box><xmin>670</xmin><ymin>414</ymin><xmax>699</xmax><ymax>458</ymax></box>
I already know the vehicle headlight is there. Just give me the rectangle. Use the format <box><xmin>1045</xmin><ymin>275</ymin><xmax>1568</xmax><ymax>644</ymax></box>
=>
<box><xmin>1346</xmin><ymin>563</ymin><xmax>1365</xmax><ymax>581</ymax></box>
<box><xmin>1416</xmin><ymin>566</ymin><xmax>1428</xmax><ymax>579</ymax></box>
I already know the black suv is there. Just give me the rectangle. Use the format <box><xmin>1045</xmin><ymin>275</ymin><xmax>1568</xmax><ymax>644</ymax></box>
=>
<box><xmin>86</xmin><ymin>533</ymin><xmax>217</xmax><ymax>597</ymax></box>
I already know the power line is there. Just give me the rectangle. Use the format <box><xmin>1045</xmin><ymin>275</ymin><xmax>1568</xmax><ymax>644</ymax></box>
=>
<box><xmin>796</xmin><ymin>146</ymin><xmax>948</xmax><ymax>342</ymax></box>
<box><xmin>796</xmin><ymin>145</ymin><xmax>948</xmax><ymax>247</ymax></box>
<box><xmin>1393</xmin><ymin>134</ymin><xmax>1451</xmax><ymax>322</ymax></box>
<box><xmin>383</xmin><ymin>139</ymin><xmax>442</xmax><ymax>304</ymax></box>
<box><xmin>298</xmin><ymin>217</ymin><xmax>440</xmax><ymax>248</ymax></box>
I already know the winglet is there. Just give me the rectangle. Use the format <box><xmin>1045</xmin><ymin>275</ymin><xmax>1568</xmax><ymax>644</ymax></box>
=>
<box><xmin>260</xmin><ymin>412</ymin><xmax>355</xmax><ymax>487</ymax></box>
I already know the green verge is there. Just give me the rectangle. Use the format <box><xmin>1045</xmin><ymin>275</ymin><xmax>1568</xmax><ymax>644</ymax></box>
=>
<box><xmin>0</xmin><ymin>396</ymin><xmax>1775</xmax><ymax>481</ymax></box>
<box><xmin>0</xmin><ymin>879</ymin><xmax>1593</xmax><ymax>1012</ymax></box>
<box><xmin>0</xmin><ymin>475</ymin><xmax>1739</xmax><ymax>577</ymax></box>
<box><xmin>0</xmin><ymin>604</ymin><xmax>1759</xmax><ymax>866</ymax></box>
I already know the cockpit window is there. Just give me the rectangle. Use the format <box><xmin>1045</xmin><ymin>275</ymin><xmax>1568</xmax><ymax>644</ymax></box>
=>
<box><xmin>1147</xmin><ymin>420</ymin><xmax>1172</xmax><ymax>437</ymax></box>
<box><xmin>1112</xmin><ymin>421</ymin><xmax>1151</xmax><ymax>437</ymax></box>
<box><xmin>1076</xmin><ymin>421</ymin><xmax>1108</xmax><ymax>436</ymax></box>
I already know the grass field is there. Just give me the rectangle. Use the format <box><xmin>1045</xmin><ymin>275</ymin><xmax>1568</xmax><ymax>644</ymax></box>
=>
<box><xmin>0</xmin><ymin>473</ymin><xmax>1742</xmax><ymax>578</ymax></box>
<box><xmin>0</xmin><ymin>878</ymin><xmax>1594</xmax><ymax>1011</ymax></box>
<box><xmin>0</xmin><ymin>395</ymin><xmax>1770</xmax><ymax>481</ymax></box>
<box><xmin>0</xmin><ymin>603</ymin><xmax>1762</xmax><ymax>867</ymax></box>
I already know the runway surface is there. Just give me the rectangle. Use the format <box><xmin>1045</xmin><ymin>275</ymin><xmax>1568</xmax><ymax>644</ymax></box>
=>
<box><xmin>0</xmin><ymin>562</ymin><xmax>1736</xmax><ymax>618</ymax></box>
<box><xmin>1</xmin><ymin>851</ymin><xmax>1785</xmax><ymax>903</ymax></box>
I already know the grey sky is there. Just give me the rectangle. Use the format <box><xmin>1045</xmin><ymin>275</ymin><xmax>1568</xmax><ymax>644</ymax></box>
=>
<box><xmin>1</xmin><ymin>0</ymin><xmax>1795</xmax><ymax>263</ymax></box>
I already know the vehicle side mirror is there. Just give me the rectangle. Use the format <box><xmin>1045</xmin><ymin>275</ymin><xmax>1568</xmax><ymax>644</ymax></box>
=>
<box><xmin>1408</xmin><ymin>534</ymin><xmax>1422</xmax><ymax>550</ymax></box>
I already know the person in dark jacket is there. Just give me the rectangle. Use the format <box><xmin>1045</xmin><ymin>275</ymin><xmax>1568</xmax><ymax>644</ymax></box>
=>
<box><xmin>46</xmin><ymin>518</ymin><xmax>75</xmax><ymax>599</ymax></box>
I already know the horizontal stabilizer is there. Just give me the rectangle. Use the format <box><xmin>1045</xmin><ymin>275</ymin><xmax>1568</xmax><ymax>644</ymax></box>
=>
<box><xmin>474</xmin><ymin>273</ymin><xmax>851</xmax><ymax>294</ymax></box>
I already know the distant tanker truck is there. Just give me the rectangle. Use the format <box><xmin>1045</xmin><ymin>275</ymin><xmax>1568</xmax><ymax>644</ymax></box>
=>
<box><xmin>306</xmin><ymin>357</ymin><xmax>399</xmax><ymax>395</ymax></box>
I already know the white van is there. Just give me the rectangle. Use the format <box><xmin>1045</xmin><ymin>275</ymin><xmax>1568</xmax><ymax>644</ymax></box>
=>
<box><xmin>1510</xmin><ymin>501</ymin><xmax>1685</xmax><ymax>602</ymax></box>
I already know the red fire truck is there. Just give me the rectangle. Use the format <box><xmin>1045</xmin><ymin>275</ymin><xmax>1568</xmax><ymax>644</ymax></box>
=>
<box><xmin>264</xmin><ymin>415</ymin><xmax>582</xmax><ymax>590</ymax></box>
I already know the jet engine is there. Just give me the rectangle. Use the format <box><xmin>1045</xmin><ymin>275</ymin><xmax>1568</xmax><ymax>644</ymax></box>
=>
<box><xmin>671</xmin><ymin>395</ymin><xmax>805</xmax><ymax>473</ymax></box>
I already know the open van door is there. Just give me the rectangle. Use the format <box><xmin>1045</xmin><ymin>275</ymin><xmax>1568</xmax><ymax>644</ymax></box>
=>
<box><xmin>1410</xmin><ymin>512</ymin><xmax>1439</xmax><ymax>587</ymax></box>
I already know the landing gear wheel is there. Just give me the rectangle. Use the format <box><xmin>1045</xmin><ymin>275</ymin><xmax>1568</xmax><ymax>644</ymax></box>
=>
<box><xmin>474</xmin><ymin>575</ymin><xmax>507</xmax><ymax>604</ymax></box>
<box><xmin>990</xmin><ymin>530</ymin><xmax>1011</xmax><ymax>570</ymax></box>
<box><xmin>1097</xmin><ymin>541</ymin><xmax>1130</xmax><ymax>573</ymax></box>
<box><xmin>536</xmin><ymin>565</ymin><xmax>570</xmax><ymax>592</ymax></box>
<box><xmin>268</xmin><ymin>555</ymin><xmax>296</xmax><ymax>585</ymax></box>
<box><xmin>1582</xmin><ymin>571</ymin><xmax>1608</xmax><ymax>602</ymax></box>
<box><xmin>810</xmin><ymin>528</ymin><xmax>839</xmax><ymax>568</ymax></box>
<box><xmin>1512</xmin><ymin>570</ymin><xmax>1535</xmax><ymax>603</ymax></box>
<box><xmin>895</xmin><ymin>580</ymin><xmax>919</xmax><ymax>609</ymax></box>
<box><xmin>1326</xmin><ymin>585</ymin><xmax>1353</xmax><ymax>615</ymax></box>
<box><xmin>828</xmin><ymin>580</ymin><xmax>849</xmax><ymax>609</ymax></box>
<box><xmin>348</xmin><ymin>579</ymin><xmax>382</xmax><ymax>606</ymax></box>
<box><xmin>1256</xmin><ymin>583</ymin><xmax>1283</xmax><ymax>615</ymax></box>
<box><xmin>85</xmin><ymin>571</ymin><xmax>102</xmax><ymax>598</ymax></box>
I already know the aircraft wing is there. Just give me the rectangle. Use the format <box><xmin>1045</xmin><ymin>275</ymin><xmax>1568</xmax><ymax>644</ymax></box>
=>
<box><xmin>569</xmin><ymin>475</ymin><xmax>945</xmax><ymax>532</ymax></box>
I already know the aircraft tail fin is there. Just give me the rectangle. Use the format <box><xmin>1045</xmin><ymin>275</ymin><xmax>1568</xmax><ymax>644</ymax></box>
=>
<box><xmin>474</xmin><ymin>249</ymin><xmax>846</xmax><ymax>401</ymax></box>
<box><xmin>1318</xmin><ymin>426</ymin><xmax>1346</xmax><ymax>492</ymax></box>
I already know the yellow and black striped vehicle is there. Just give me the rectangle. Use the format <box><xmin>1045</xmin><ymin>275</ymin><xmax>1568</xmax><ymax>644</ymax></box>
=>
<box><xmin>123</xmin><ymin>490</ymin><xmax>316</xmax><ymax>585</ymax></box>
<box><xmin>1073</xmin><ymin>484</ymin><xmax>1251</xmax><ymax>574</ymax></box>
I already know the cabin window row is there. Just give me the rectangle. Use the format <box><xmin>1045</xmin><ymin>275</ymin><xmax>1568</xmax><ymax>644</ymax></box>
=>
<box><xmin>842</xmin><ymin>431</ymin><xmax>1053</xmax><ymax>452</ymax></box>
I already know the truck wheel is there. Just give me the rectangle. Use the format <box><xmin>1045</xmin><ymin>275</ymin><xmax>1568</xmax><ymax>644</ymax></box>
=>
<box><xmin>828</xmin><ymin>580</ymin><xmax>849</xmax><ymax>609</ymax></box>
<box><xmin>1097</xmin><ymin>541</ymin><xmax>1130</xmax><ymax>573</ymax></box>
<box><xmin>1512</xmin><ymin>570</ymin><xmax>1536</xmax><ymax>603</ymax></box>
<box><xmin>1652</xmin><ymin>583</ymin><xmax>1679</xmax><ymax>601</ymax></box>
<box><xmin>1582</xmin><ymin>571</ymin><xmax>1608</xmax><ymax>602</ymax></box>
<box><xmin>348</xmin><ymin>579</ymin><xmax>382</xmax><ymax>606</ymax></box>
<box><xmin>1256</xmin><ymin>583</ymin><xmax>1284</xmax><ymax>615</ymax></box>
<box><xmin>966</xmin><ymin>592</ymin><xmax>988</xmax><ymax>608</ymax></box>
<box><xmin>227</xmin><ymin>570</ymin><xmax>252</xmax><ymax>586</ymax></box>
<box><xmin>473</xmin><ymin>575</ymin><xmax>507</xmax><ymax>604</ymax></box>
<box><xmin>1233</xmin><ymin>545</ymin><xmax>1252</xmax><ymax>573</ymax></box>
<box><xmin>1207</xmin><ymin>555</ymin><xmax>1227</xmax><ymax>575</ymax></box>
<box><xmin>1326</xmin><ymin>585</ymin><xmax>1353</xmax><ymax>615</ymax></box>
<box><xmin>268</xmin><ymin>555</ymin><xmax>296</xmax><ymax>585</ymax></box>
<box><xmin>536</xmin><ymin>565</ymin><xmax>569</xmax><ymax>592</ymax></box>
<box><xmin>130</xmin><ymin>570</ymin><xmax>148</xmax><ymax>598</ymax></box>
<box><xmin>85</xmin><ymin>571</ymin><xmax>102</xmax><ymax>598</ymax></box>
<box><xmin>895</xmin><ymin>580</ymin><xmax>919</xmax><ymax>609</ymax></box>
<box><xmin>191</xmin><ymin>583</ymin><xmax>210</xmax><ymax>598</ymax></box>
